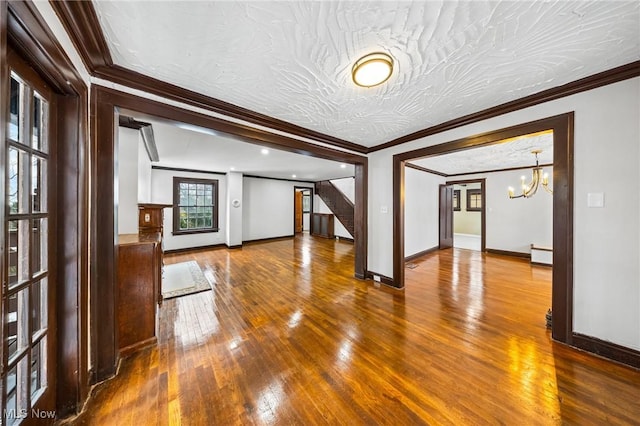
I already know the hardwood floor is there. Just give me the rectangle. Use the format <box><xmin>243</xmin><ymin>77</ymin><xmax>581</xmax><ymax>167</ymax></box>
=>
<box><xmin>69</xmin><ymin>235</ymin><xmax>640</xmax><ymax>425</ymax></box>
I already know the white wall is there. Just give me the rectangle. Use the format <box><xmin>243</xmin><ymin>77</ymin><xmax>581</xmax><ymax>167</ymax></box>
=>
<box><xmin>404</xmin><ymin>167</ymin><xmax>444</xmax><ymax>256</ymax></box>
<box><xmin>226</xmin><ymin>172</ymin><xmax>243</xmax><ymax>247</ymax></box>
<box><xmin>150</xmin><ymin>168</ymin><xmax>227</xmax><ymax>251</ymax></box>
<box><xmin>331</xmin><ymin>177</ymin><xmax>355</xmax><ymax>202</ymax></box>
<box><xmin>368</xmin><ymin>77</ymin><xmax>640</xmax><ymax>351</ymax></box>
<box><xmin>453</xmin><ymin>183</ymin><xmax>482</xmax><ymax>235</ymax></box>
<box><xmin>243</xmin><ymin>177</ymin><xmax>313</xmax><ymax>241</ymax></box>
<box><xmin>137</xmin><ymin>140</ymin><xmax>152</xmax><ymax>203</ymax></box>
<box><xmin>449</xmin><ymin>170</ymin><xmax>554</xmax><ymax>253</ymax></box>
<box><xmin>117</xmin><ymin>128</ymin><xmax>141</xmax><ymax>235</ymax></box>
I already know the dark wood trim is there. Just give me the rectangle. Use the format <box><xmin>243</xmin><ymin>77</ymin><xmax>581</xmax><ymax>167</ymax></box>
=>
<box><xmin>50</xmin><ymin>1</ymin><xmax>368</xmax><ymax>155</ymax></box>
<box><xmin>6</xmin><ymin>0</ymin><xmax>90</xmax><ymax>417</ymax></box>
<box><xmin>47</xmin><ymin>0</ymin><xmax>112</xmax><ymax>73</ymax></box>
<box><xmin>243</xmin><ymin>235</ymin><xmax>295</xmax><ymax>245</ymax></box>
<box><xmin>152</xmin><ymin>165</ymin><xmax>227</xmax><ymax>176</ymax></box>
<box><xmin>453</xmin><ymin>189</ymin><xmax>461</xmax><ymax>211</ymax></box>
<box><xmin>354</xmin><ymin>163</ymin><xmax>368</xmax><ymax>279</ymax></box>
<box><xmin>90</xmin><ymin>85</ymin><xmax>118</xmax><ymax>382</ymax></box>
<box><xmin>226</xmin><ymin>244</ymin><xmax>243</xmax><ymax>250</ymax></box>
<box><xmin>446</xmin><ymin>163</ymin><xmax>554</xmax><ymax>178</ymax></box>
<box><xmin>465</xmin><ymin>188</ymin><xmax>482</xmax><ymax>212</ymax></box>
<box><xmin>336</xmin><ymin>236</ymin><xmax>354</xmax><ymax>243</ymax></box>
<box><xmin>118</xmin><ymin>115</ymin><xmax>149</xmax><ymax>130</ymax></box>
<box><xmin>405</xmin><ymin>246</ymin><xmax>439</xmax><ymax>262</ymax></box>
<box><xmin>90</xmin><ymin>86</ymin><xmax>368</xmax><ymax>382</ymax></box>
<box><xmin>571</xmin><ymin>333</ymin><xmax>640</xmax><ymax>370</ymax></box>
<box><xmin>394</xmin><ymin>113</ymin><xmax>574</xmax><ymax>346</ymax></box>
<box><xmin>531</xmin><ymin>245</ymin><xmax>553</xmax><ymax>252</ymax></box>
<box><xmin>294</xmin><ymin>186</ymin><xmax>314</xmax><ymax>234</ymax></box>
<box><xmin>244</xmin><ymin>174</ymin><xmax>315</xmax><ymax>184</ymax></box>
<box><xmin>171</xmin><ymin>176</ymin><xmax>219</xmax><ymax>236</ymax></box>
<box><xmin>392</xmin><ymin>157</ymin><xmax>405</xmax><ymax>289</ymax></box>
<box><xmin>370</xmin><ymin>61</ymin><xmax>640</xmax><ymax>152</ymax></box>
<box><xmin>405</xmin><ymin>162</ymin><xmax>448</xmax><ymax>177</ymax></box>
<box><xmin>447</xmin><ymin>179</ymin><xmax>486</xmax><ymax>252</ymax></box>
<box><xmin>486</xmin><ymin>248</ymin><xmax>531</xmax><ymax>259</ymax></box>
<box><xmin>531</xmin><ymin>262</ymin><xmax>553</xmax><ymax>268</ymax></box>
<box><xmin>365</xmin><ymin>271</ymin><xmax>395</xmax><ymax>287</ymax></box>
<box><xmin>164</xmin><ymin>243</ymin><xmax>227</xmax><ymax>255</ymax></box>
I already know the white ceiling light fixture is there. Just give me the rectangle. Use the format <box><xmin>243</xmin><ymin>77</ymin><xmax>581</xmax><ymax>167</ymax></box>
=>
<box><xmin>292</xmin><ymin>174</ymin><xmax>297</xmax><ymax>178</ymax></box>
<box><xmin>508</xmin><ymin>150</ymin><xmax>553</xmax><ymax>199</ymax></box>
<box><xmin>261</xmin><ymin>148</ymin><xmax>269</xmax><ymax>155</ymax></box>
<box><xmin>352</xmin><ymin>52</ymin><xmax>394</xmax><ymax>88</ymax></box>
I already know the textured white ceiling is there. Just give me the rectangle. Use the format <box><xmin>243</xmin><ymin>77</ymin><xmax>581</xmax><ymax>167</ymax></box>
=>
<box><xmin>132</xmin><ymin>115</ymin><xmax>354</xmax><ymax>181</ymax></box>
<box><xmin>410</xmin><ymin>131</ymin><xmax>553</xmax><ymax>175</ymax></box>
<box><xmin>94</xmin><ymin>1</ymin><xmax>640</xmax><ymax>148</ymax></box>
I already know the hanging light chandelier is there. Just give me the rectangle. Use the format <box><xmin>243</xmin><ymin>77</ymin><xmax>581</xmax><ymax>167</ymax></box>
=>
<box><xmin>508</xmin><ymin>150</ymin><xmax>552</xmax><ymax>199</ymax></box>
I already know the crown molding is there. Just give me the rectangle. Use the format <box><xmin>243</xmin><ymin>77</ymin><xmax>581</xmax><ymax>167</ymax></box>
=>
<box><xmin>50</xmin><ymin>2</ymin><xmax>639</xmax><ymax>156</ymax></box>
<box><xmin>369</xmin><ymin>61</ymin><xmax>640</xmax><ymax>152</ymax></box>
<box><xmin>49</xmin><ymin>0</ymin><xmax>368</xmax><ymax>155</ymax></box>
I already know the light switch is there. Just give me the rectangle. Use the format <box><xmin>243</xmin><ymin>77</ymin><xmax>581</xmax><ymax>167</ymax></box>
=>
<box><xmin>587</xmin><ymin>192</ymin><xmax>604</xmax><ymax>208</ymax></box>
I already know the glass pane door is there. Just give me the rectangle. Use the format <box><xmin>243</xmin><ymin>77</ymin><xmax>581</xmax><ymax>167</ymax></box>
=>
<box><xmin>3</xmin><ymin>69</ymin><xmax>52</xmax><ymax>424</ymax></box>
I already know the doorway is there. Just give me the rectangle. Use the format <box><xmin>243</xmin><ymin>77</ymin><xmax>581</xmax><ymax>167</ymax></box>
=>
<box><xmin>394</xmin><ymin>113</ymin><xmax>573</xmax><ymax>344</ymax></box>
<box><xmin>449</xmin><ymin>179</ymin><xmax>485</xmax><ymax>252</ymax></box>
<box><xmin>294</xmin><ymin>187</ymin><xmax>312</xmax><ymax>234</ymax></box>
<box><xmin>3</xmin><ymin>48</ymin><xmax>57</xmax><ymax>421</ymax></box>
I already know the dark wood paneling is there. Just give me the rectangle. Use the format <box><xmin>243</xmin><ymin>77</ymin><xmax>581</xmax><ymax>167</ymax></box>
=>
<box><xmin>370</xmin><ymin>61</ymin><xmax>640</xmax><ymax>152</ymax></box>
<box><xmin>393</xmin><ymin>113</ymin><xmax>574</xmax><ymax>346</ymax></box>
<box><xmin>163</xmin><ymin>243</ymin><xmax>228</xmax><ymax>255</ymax></box>
<box><xmin>572</xmin><ymin>333</ymin><xmax>640</xmax><ymax>369</ymax></box>
<box><xmin>117</xmin><ymin>239</ymin><xmax>159</xmax><ymax>353</ymax></box>
<box><xmin>6</xmin><ymin>0</ymin><xmax>90</xmax><ymax>417</ymax></box>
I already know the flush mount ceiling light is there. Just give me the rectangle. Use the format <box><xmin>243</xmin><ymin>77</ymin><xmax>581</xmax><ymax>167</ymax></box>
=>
<box><xmin>352</xmin><ymin>52</ymin><xmax>393</xmax><ymax>88</ymax></box>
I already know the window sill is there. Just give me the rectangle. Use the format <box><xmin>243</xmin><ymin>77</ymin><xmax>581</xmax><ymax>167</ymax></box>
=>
<box><xmin>172</xmin><ymin>228</ymin><xmax>219</xmax><ymax>236</ymax></box>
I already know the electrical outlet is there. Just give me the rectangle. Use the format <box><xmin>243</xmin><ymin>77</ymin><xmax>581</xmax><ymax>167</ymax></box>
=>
<box><xmin>144</xmin><ymin>213</ymin><xmax>151</xmax><ymax>222</ymax></box>
<box><xmin>373</xmin><ymin>275</ymin><xmax>381</xmax><ymax>282</ymax></box>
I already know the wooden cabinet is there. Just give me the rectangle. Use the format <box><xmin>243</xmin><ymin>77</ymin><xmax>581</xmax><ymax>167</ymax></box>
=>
<box><xmin>117</xmin><ymin>233</ymin><xmax>162</xmax><ymax>356</ymax></box>
<box><xmin>138</xmin><ymin>203</ymin><xmax>171</xmax><ymax>234</ymax></box>
<box><xmin>311</xmin><ymin>213</ymin><xmax>334</xmax><ymax>239</ymax></box>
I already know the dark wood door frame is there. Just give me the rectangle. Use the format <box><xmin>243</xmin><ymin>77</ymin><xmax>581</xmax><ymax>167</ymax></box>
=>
<box><xmin>446</xmin><ymin>179</ymin><xmax>486</xmax><ymax>252</ymax></box>
<box><xmin>394</xmin><ymin>113</ymin><xmax>574</xmax><ymax>345</ymax></box>
<box><xmin>2</xmin><ymin>1</ymin><xmax>90</xmax><ymax>416</ymax></box>
<box><xmin>293</xmin><ymin>186</ymin><xmax>313</xmax><ymax>234</ymax></box>
<box><xmin>438</xmin><ymin>184</ymin><xmax>454</xmax><ymax>249</ymax></box>
<box><xmin>91</xmin><ymin>86</ymin><xmax>368</xmax><ymax>381</ymax></box>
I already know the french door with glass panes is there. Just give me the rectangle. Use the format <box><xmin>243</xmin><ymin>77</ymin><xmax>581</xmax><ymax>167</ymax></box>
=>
<box><xmin>3</xmin><ymin>50</ymin><xmax>56</xmax><ymax>424</ymax></box>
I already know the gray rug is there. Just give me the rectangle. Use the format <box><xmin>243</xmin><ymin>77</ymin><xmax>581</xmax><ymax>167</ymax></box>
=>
<box><xmin>162</xmin><ymin>261</ymin><xmax>211</xmax><ymax>299</ymax></box>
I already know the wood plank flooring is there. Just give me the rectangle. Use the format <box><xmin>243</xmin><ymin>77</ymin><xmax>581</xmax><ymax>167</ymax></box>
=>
<box><xmin>69</xmin><ymin>235</ymin><xmax>640</xmax><ymax>425</ymax></box>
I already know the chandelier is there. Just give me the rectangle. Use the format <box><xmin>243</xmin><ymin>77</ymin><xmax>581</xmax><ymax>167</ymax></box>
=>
<box><xmin>508</xmin><ymin>150</ymin><xmax>552</xmax><ymax>199</ymax></box>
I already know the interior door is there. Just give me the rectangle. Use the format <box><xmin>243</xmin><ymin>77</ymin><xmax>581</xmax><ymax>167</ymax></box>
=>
<box><xmin>439</xmin><ymin>184</ymin><xmax>454</xmax><ymax>249</ymax></box>
<box><xmin>3</xmin><ymin>50</ymin><xmax>56</xmax><ymax>424</ymax></box>
<box><xmin>294</xmin><ymin>191</ymin><xmax>303</xmax><ymax>233</ymax></box>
